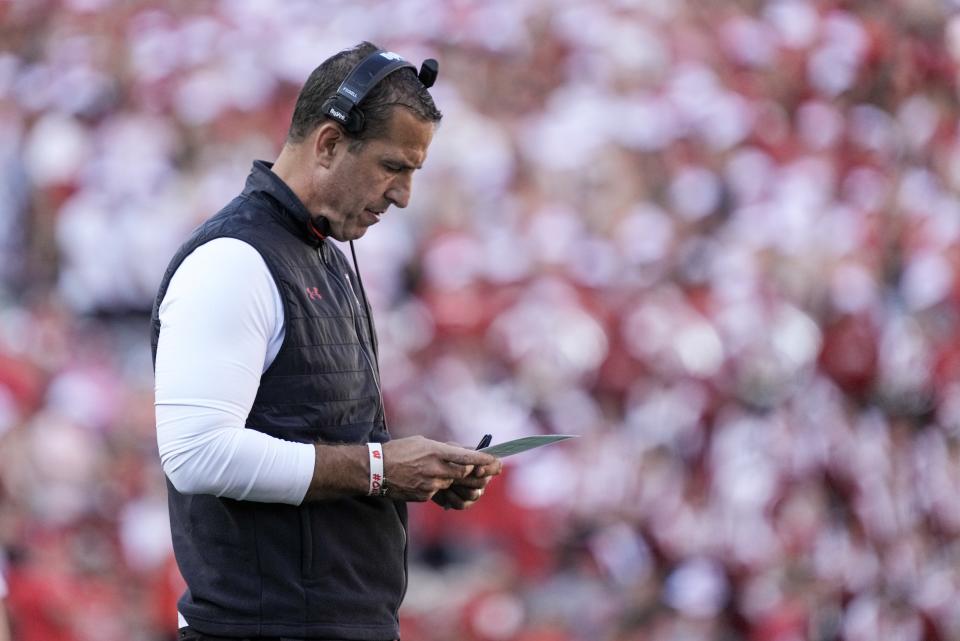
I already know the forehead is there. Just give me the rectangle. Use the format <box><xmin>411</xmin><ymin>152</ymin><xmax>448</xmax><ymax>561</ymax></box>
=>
<box><xmin>364</xmin><ymin>108</ymin><xmax>434</xmax><ymax>165</ymax></box>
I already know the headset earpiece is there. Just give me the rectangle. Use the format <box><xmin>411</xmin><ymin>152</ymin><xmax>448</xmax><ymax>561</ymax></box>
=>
<box><xmin>321</xmin><ymin>94</ymin><xmax>360</xmax><ymax>133</ymax></box>
<box><xmin>346</xmin><ymin>109</ymin><xmax>364</xmax><ymax>134</ymax></box>
<box><xmin>321</xmin><ymin>94</ymin><xmax>364</xmax><ymax>133</ymax></box>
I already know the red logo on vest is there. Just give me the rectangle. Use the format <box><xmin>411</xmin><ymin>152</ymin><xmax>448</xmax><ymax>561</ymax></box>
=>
<box><xmin>305</xmin><ymin>287</ymin><xmax>322</xmax><ymax>300</ymax></box>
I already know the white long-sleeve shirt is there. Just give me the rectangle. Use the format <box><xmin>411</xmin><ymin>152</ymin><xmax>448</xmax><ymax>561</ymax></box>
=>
<box><xmin>154</xmin><ymin>237</ymin><xmax>315</xmax><ymax>505</ymax></box>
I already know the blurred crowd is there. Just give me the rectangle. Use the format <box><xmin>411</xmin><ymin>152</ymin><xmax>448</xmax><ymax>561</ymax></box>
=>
<box><xmin>2</xmin><ymin>0</ymin><xmax>960</xmax><ymax>639</ymax></box>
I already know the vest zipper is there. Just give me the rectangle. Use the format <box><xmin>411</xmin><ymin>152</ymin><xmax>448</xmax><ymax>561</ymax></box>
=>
<box><xmin>343</xmin><ymin>272</ymin><xmax>362</xmax><ymax>307</ymax></box>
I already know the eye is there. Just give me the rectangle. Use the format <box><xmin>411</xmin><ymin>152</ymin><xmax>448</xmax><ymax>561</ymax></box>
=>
<box><xmin>383</xmin><ymin>162</ymin><xmax>402</xmax><ymax>173</ymax></box>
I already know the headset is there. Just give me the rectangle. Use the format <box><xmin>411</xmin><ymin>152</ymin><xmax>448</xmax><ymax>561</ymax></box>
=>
<box><xmin>321</xmin><ymin>50</ymin><xmax>439</xmax><ymax>135</ymax></box>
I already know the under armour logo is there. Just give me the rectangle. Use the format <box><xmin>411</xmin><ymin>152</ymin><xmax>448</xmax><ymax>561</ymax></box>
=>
<box><xmin>305</xmin><ymin>287</ymin><xmax>322</xmax><ymax>300</ymax></box>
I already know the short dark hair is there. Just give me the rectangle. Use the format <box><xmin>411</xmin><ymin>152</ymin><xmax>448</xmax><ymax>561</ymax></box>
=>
<box><xmin>287</xmin><ymin>41</ymin><xmax>442</xmax><ymax>146</ymax></box>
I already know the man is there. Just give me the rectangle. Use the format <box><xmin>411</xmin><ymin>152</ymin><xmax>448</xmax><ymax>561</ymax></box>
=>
<box><xmin>152</xmin><ymin>41</ymin><xmax>501</xmax><ymax>641</ymax></box>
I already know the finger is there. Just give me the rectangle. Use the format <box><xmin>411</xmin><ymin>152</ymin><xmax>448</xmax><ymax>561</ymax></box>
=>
<box><xmin>423</xmin><ymin>486</ymin><xmax>444</xmax><ymax>502</ymax></box>
<box><xmin>432</xmin><ymin>488</ymin><xmax>459</xmax><ymax>508</ymax></box>
<box><xmin>450</xmin><ymin>475</ymin><xmax>489</xmax><ymax>490</ymax></box>
<box><xmin>450</xmin><ymin>484</ymin><xmax>483</xmax><ymax>502</ymax></box>
<box><xmin>471</xmin><ymin>461</ymin><xmax>503</xmax><ymax>477</ymax></box>
<box><xmin>437</xmin><ymin>461</ymin><xmax>474</xmax><ymax>479</ymax></box>
<box><xmin>440</xmin><ymin>445</ymin><xmax>499</xmax><ymax>468</ymax></box>
<box><xmin>431</xmin><ymin>490</ymin><xmax>453</xmax><ymax>510</ymax></box>
<box><xmin>440</xmin><ymin>490</ymin><xmax>474</xmax><ymax>510</ymax></box>
<box><xmin>432</xmin><ymin>476</ymin><xmax>455</xmax><ymax>492</ymax></box>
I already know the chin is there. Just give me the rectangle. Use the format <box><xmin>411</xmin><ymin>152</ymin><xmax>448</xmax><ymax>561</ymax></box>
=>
<box><xmin>333</xmin><ymin>231</ymin><xmax>365</xmax><ymax>243</ymax></box>
<box><xmin>327</xmin><ymin>225</ymin><xmax>364</xmax><ymax>242</ymax></box>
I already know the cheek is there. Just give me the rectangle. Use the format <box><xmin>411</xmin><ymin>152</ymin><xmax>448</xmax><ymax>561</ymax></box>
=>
<box><xmin>358</xmin><ymin>175</ymin><xmax>391</xmax><ymax>204</ymax></box>
<box><xmin>349</xmin><ymin>167</ymin><xmax>382</xmax><ymax>195</ymax></box>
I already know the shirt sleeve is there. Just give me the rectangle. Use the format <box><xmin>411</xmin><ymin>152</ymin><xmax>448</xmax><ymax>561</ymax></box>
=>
<box><xmin>154</xmin><ymin>237</ymin><xmax>315</xmax><ymax>505</ymax></box>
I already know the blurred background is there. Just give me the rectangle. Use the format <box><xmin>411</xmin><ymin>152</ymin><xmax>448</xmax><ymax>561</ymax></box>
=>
<box><xmin>2</xmin><ymin>0</ymin><xmax>960</xmax><ymax>639</ymax></box>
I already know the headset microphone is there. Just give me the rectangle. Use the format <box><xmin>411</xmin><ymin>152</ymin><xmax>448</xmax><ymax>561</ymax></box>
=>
<box><xmin>418</xmin><ymin>59</ymin><xmax>438</xmax><ymax>88</ymax></box>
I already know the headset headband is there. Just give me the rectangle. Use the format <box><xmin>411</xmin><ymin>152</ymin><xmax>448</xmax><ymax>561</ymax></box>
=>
<box><xmin>322</xmin><ymin>50</ymin><xmax>439</xmax><ymax>134</ymax></box>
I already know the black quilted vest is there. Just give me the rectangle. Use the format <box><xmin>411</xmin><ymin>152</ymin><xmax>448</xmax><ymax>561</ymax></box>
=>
<box><xmin>150</xmin><ymin>161</ymin><xmax>407</xmax><ymax>640</ymax></box>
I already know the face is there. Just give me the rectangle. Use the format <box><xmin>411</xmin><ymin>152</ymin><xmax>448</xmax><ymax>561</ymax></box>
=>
<box><xmin>311</xmin><ymin>108</ymin><xmax>434</xmax><ymax>241</ymax></box>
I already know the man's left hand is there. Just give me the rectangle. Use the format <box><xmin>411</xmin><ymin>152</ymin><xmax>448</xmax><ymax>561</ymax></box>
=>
<box><xmin>431</xmin><ymin>464</ymin><xmax>498</xmax><ymax>510</ymax></box>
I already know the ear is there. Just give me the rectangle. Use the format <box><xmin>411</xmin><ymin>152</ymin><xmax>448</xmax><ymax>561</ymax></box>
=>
<box><xmin>312</xmin><ymin>122</ymin><xmax>345</xmax><ymax>169</ymax></box>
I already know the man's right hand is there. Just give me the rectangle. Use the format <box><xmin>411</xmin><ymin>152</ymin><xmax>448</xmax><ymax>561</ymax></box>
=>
<box><xmin>382</xmin><ymin>436</ymin><xmax>501</xmax><ymax>502</ymax></box>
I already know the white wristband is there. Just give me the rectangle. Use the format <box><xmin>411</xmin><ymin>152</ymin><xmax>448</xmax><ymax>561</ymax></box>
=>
<box><xmin>367</xmin><ymin>442</ymin><xmax>386</xmax><ymax>496</ymax></box>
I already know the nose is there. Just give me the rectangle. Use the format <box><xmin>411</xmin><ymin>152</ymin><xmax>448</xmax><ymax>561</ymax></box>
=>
<box><xmin>385</xmin><ymin>173</ymin><xmax>412</xmax><ymax>209</ymax></box>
